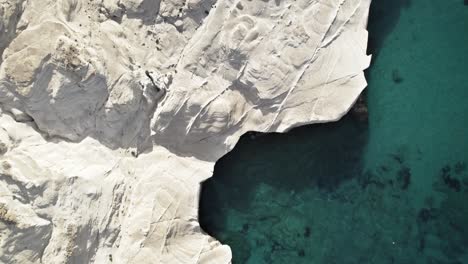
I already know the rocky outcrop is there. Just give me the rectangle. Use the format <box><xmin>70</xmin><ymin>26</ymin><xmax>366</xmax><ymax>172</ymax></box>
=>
<box><xmin>0</xmin><ymin>0</ymin><xmax>371</xmax><ymax>263</ymax></box>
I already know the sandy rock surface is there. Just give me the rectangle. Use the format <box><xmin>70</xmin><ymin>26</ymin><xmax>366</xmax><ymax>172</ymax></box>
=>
<box><xmin>0</xmin><ymin>0</ymin><xmax>371</xmax><ymax>263</ymax></box>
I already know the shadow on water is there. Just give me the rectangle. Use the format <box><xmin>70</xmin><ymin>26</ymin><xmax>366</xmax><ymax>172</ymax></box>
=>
<box><xmin>366</xmin><ymin>0</ymin><xmax>411</xmax><ymax>64</ymax></box>
<box><xmin>199</xmin><ymin>115</ymin><xmax>368</xmax><ymax>261</ymax></box>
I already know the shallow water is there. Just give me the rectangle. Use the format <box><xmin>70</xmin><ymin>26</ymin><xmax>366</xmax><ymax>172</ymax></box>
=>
<box><xmin>199</xmin><ymin>0</ymin><xmax>468</xmax><ymax>263</ymax></box>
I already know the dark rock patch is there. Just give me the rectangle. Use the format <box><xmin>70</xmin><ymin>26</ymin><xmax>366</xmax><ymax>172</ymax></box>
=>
<box><xmin>392</xmin><ymin>69</ymin><xmax>404</xmax><ymax>83</ymax></box>
<box><xmin>441</xmin><ymin>165</ymin><xmax>461</xmax><ymax>192</ymax></box>
<box><xmin>417</xmin><ymin>208</ymin><xmax>435</xmax><ymax>223</ymax></box>
<box><xmin>304</xmin><ymin>226</ymin><xmax>311</xmax><ymax>238</ymax></box>
<box><xmin>397</xmin><ymin>166</ymin><xmax>411</xmax><ymax>190</ymax></box>
<box><xmin>454</xmin><ymin>161</ymin><xmax>466</xmax><ymax>174</ymax></box>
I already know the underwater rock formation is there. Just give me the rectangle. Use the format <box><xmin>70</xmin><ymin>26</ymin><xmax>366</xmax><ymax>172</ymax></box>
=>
<box><xmin>0</xmin><ymin>0</ymin><xmax>371</xmax><ymax>263</ymax></box>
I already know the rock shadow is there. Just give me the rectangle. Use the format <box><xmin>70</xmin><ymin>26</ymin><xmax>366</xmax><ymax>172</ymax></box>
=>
<box><xmin>0</xmin><ymin>67</ymin><xmax>157</xmax><ymax>155</ymax></box>
<box><xmin>366</xmin><ymin>0</ymin><xmax>411</xmax><ymax>65</ymax></box>
<box><xmin>199</xmin><ymin>115</ymin><xmax>368</xmax><ymax>260</ymax></box>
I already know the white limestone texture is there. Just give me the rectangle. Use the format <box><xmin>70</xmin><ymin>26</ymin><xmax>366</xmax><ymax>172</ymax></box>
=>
<box><xmin>0</xmin><ymin>0</ymin><xmax>371</xmax><ymax>263</ymax></box>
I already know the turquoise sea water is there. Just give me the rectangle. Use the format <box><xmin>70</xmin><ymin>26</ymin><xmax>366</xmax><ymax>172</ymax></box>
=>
<box><xmin>199</xmin><ymin>0</ymin><xmax>468</xmax><ymax>263</ymax></box>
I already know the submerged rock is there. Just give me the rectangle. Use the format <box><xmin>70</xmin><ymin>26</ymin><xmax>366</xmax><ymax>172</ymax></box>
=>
<box><xmin>351</xmin><ymin>93</ymin><xmax>369</xmax><ymax>122</ymax></box>
<box><xmin>392</xmin><ymin>69</ymin><xmax>404</xmax><ymax>84</ymax></box>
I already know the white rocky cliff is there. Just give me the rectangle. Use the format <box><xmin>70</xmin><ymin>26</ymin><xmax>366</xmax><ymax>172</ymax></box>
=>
<box><xmin>0</xmin><ymin>0</ymin><xmax>371</xmax><ymax>263</ymax></box>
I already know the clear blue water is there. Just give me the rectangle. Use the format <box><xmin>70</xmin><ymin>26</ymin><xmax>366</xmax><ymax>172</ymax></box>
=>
<box><xmin>199</xmin><ymin>0</ymin><xmax>468</xmax><ymax>263</ymax></box>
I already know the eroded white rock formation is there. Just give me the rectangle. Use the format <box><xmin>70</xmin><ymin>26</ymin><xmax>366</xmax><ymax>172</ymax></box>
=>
<box><xmin>0</xmin><ymin>0</ymin><xmax>371</xmax><ymax>263</ymax></box>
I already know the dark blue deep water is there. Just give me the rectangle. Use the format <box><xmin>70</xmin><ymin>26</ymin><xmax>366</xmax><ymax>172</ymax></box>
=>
<box><xmin>199</xmin><ymin>0</ymin><xmax>468</xmax><ymax>263</ymax></box>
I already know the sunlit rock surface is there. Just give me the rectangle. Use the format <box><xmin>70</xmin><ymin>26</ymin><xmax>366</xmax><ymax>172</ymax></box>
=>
<box><xmin>0</xmin><ymin>0</ymin><xmax>371</xmax><ymax>263</ymax></box>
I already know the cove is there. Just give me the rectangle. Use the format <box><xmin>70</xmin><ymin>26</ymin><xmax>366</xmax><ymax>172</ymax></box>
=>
<box><xmin>199</xmin><ymin>0</ymin><xmax>468</xmax><ymax>263</ymax></box>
